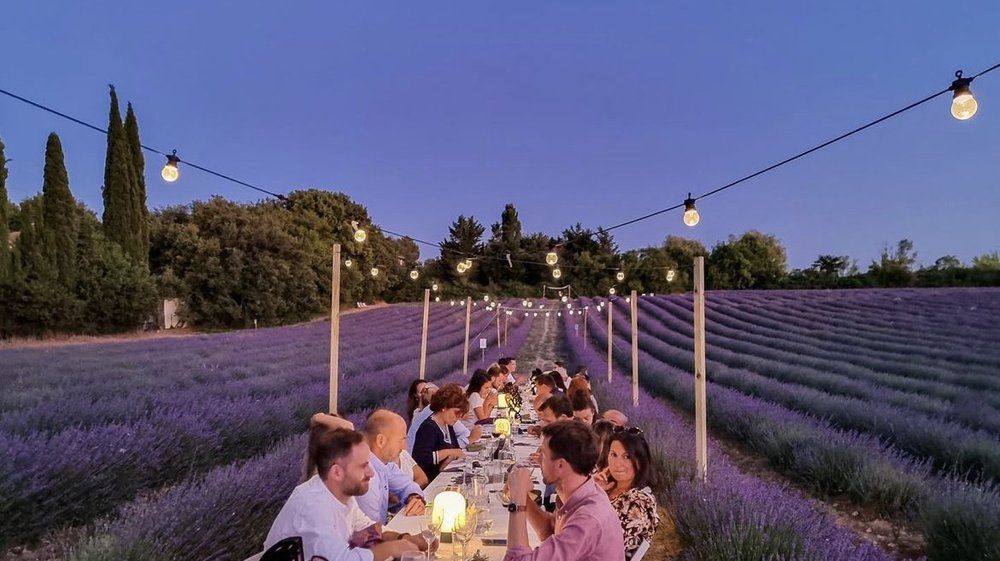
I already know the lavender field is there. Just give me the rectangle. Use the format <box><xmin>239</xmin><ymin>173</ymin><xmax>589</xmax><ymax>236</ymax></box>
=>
<box><xmin>573</xmin><ymin>288</ymin><xmax>1000</xmax><ymax>561</ymax></box>
<box><xmin>0</xmin><ymin>303</ymin><xmax>534</xmax><ymax>560</ymax></box>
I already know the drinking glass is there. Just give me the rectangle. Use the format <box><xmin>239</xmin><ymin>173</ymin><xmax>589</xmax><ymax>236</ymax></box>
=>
<box><xmin>453</xmin><ymin>506</ymin><xmax>478</xmax><ymax>561</ymax></box>
<box><xmin>421</xmin><ymin>510</ymin><xmax>442</xmax><ymax>559</ymax></box>
<box><xmin>400</xmin><ymin>552</ymin><xmax>424</xmax><ymax>561</ymax></box>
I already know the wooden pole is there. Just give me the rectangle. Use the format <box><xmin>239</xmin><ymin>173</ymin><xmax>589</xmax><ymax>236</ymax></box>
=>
<box><xmin>418</xmin><ymin>288</ymin><xmax>430</xmax><ymax>380</ymax></box>
<box><xmin>496</xmin><ymin>309</ymin><xmax>501</xmax><ymax>350</ymax></box>
<box><xmin>607</xmin><ymin>299</ymin><xmax>614</xmax><ymax>382</ymax></box>
<box><xmin>328</xmin><ymin>244</ymin><xmax>342</xmax><ymax>414</ymax></box>
<box><xmin>504</xmin><ymin>313</ymin><xmax>509</xmax><ymax>346</ymax></box>
<box><xmin>463</xmin><ymin>297</ymin><xmax>472</xmax><ymax>376</ymax></box>
<box><xmin>630</xmin><ymin>290</ymin><xmax>639</xmax><ymax>407</ymax></box>
<box><xmin>694</xmin><ymin>256</ymin><xmax>708</xmax><ymax>482</ymax></box>
<box><xmin>583</xmin><ymin>307</ymin><xmax>588</xmax><ymax>348</ymax></box>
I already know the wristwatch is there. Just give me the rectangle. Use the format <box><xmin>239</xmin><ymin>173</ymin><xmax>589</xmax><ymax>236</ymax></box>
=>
<box><xmin>507</xmin><ymin>503</ymin><xmax>527</xmax><ymax>513</ymax></box>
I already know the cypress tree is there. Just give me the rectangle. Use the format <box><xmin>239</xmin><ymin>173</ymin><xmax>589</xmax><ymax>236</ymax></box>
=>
<box><xmin>41</xmin><ymin>133</ymin><xmax>78</xmax><ymax>288</ymax></box>
<box><xmin>0</xmin><ymin>136</ymin><xmax>10</xmax><ymax>279</ymax></box>
<box><xmin>123</xmin><ymin>102</ymin><xmax>149</xmax><ymax>267</ymax></box>
<box><xmin>102</xmin><ymin>85</ymin><xmax>138</xmax><ymax>260</ymax></box>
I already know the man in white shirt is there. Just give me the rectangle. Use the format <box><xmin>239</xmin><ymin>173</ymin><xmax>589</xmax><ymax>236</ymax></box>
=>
<box><xmin>357</xmin><ymin>410</ymin><xmax>426</xmax><ymax>524</ymax></box>
<box><xmin>265</xmin><ymin>427</ymin><xmax>424</xmax><ymax>561</ymax></box>
<box><xmin>499</xmin><ymin>357</ymin><xmax>518</xmax><ymax>385</ymax></box>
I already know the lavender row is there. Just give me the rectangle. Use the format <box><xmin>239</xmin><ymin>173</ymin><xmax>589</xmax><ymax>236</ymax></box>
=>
<box><xmin>63</xmin><ymin>313</ymin><xmax>536</xmax><ymax>561</ymax></box>
<box><xmin>643</xmin><ymin>297</ymin><xmax>1000</xmax><ymax>434</ymax></box>
<box><xmin>561</xmin><ymin>314</ymin><xmax>898</xmax><ymax>561</ymax></box>
<box><xmin>602</xmin><ymin>299</ymin><xmax>1000</xmax><ymax>482</ymax></box>
<box><xmin>575</xmin><ymin>302</ymin><xmax>999</xmax><ymax>561</ymax></box>
<box><xmin>0</xmin><ymin>306</ymin><xmax>482</xmax><ymax>435</ymax></box>
<box><xmin>722</xmin><ymin>290</ymin><xmax>1000</xmax><ymax>363</ymax></box>
<box><xmin>674</xmin><ymin>296</ymin><xmax>1000</xmax><ymax>405</ymax></box>
<box><xmin>0</xmin><ymin>307</ymin><xmax>529</xmax><ymax>550</ymax></box>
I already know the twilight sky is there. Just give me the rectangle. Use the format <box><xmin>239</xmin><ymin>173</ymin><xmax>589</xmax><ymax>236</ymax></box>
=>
<box><xmin>1</xmin><ymin>1</ymin><xmax>998</xmax><ymax>268</ymax></box>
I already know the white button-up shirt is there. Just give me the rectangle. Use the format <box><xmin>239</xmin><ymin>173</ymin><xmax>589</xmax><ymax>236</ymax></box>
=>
<box><xmin>357</xmin><ymin>452</ymin><xmax>424</xmax><ymax>524</ymax></box>
<box><xmin>265</xmin><ymin>474</ymin><xmax>376</xmax><ymax>561</ymax></box>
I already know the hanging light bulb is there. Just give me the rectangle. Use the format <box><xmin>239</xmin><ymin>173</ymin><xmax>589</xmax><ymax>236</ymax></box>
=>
<box><xmin>566</xmin><ymin>304</ymin><xmax>572</xmax><ymax>309</ymax></box>
<box><xmin>552</xmin><ymin>268</ymin><xmax>562</xmax><ymax>279</ymax></box>
<box><xmin>370</xmin><ymin>267</ymin><xmax>379</xmax><ymax>277</ymax></box>
<box><xmin>350</xmin><ymin>221</ymin><xmax>367</xmax><ymax>243</ymax></box>
<box><xmin>557</xmin><ymin>312</ymin><xmax>562</xmax><ymax>317</ymax></box>
<box><xmin>160</xmin><ymin>150</ymin><xmax>181</xmax><ymax>182</ymax></box>
<box><xmin>609</xmin><ymin>287</ymin><xmax>617</xmax><ymax>295</ymax></box>
<box><xmin>450</xmin><ymin>300</ymin><xmax>456</xmax><ymax>306</ymax></box>
<box><xmin>431</xmin><ymin>283</ymin><xmax>439</xmax><ymax>292</ymax></box>
<box><xmin>484</xmin><ymin>295</ymin><xmax>491</xmax><ymax>302</ymax></box>
<box><xmin>344</xmin><ymin>259</ymin><xmax>353</xmax><ymax>268</ymax></box>
<box><xmin>626</xmin><ymin>297</ymin><xmax>631</xmax><ymax>303</ymax></box>
<box><xmin>950</xmin><ymin>70</ymin><xmax>978</xmax><ymax>120</ymax></box>
<box><xmin>616</xmin><ymin>271</ymin><xmax>625</xmax><ymax>282</ymax></box>
<box><xmin>409</xmin><ymin>270</ymin><xmax>419</xmax><ymax>280</ymax></box>
<box><xmin>457</xmin><ymin>262</ymin><xmax>467</xmax><ymax>273</ymax></box>
<box><xmin>666</xmin><ymin>269</ymin><xmax>676</xmax><ymax>282</ymax></box>
<box><xmin>561</xmin><ymin>295</ymin><xmax>568</xmax><ymax>303</ymax></box>
<box><xmin>533</xmin><ymin>312</ymin><xmax>538</xmax><ymax>317</ymax></box>
<box><xmin>435</xmin><ymin>296</ymin><xmax>441</xmax><ymax>302</ymax></box>
<box><xmin>524</xmin><ymin>312</ymin><xmax>529</xmax><ymax>317</ymax></box>
<box><xmin>464</xmin><ymin>259</ymin><xmax>473</xmax><ymax>269</ymax></box>
<box><xmin>683</xmin><ymin>194</ymin><xmax>700</xmax><ymax>227</ymax></box>
<box><xmin>546</xmin><ymin>251</ymin><xmax>558</xmax><ymax>266</ymax></box>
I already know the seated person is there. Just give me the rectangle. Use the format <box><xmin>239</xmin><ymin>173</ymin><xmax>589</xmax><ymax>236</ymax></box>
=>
<box><xmin>600</xmin><ymin>409</ymin><xmax>629</xmax><ymax>427</ymax></box>
<box><xmin>406</xmin><ymin>379</ymin><xmax>427</xmax><ymax>424</ymax></box>
<box><xmin>504</xmin><ymin>420</ymin><xmax>625</xmax><ymax>561</ymax></box>
<box><xmin>267</xmin><ymin>425</ymin><xmax>425</xmax><ymax>561</ymax></box>
<box><xmin>568</xmin><ymin>377</ymin><xmax>599</xmax><ymax>415</ymax></box>
<box><xmin>408</xmin><ymin>383</ymin><xmax>480</xmax><ymax>454</ymax></box>
<box><xmin>499</xmin><ymin>356</ymin><xmax>518</xmax><ymax>385</ymax></box>
<box><xmin>396</xmin><ymin>448</ymin><xmax>428</xmax><ymax>489</ymax></box>
<box><xmin>411</xmin><ymin>384</ymin><xmax>468</xmax><ymax>480</ymax></box>
<box><xmin>532</xmin><ymin>373</ymin><xmax>557</xmax><ymax>411</ymax></box>
<box><xmin>465</xmin><ymin>369</ymin><xmax>499</xmax><ymax>424</ymax></box>
<box><xmin>528</xmin><ymin>394</ymin><xmax>573</xmax><ymax>437</ymax></box>
<box><xmin>356</xmin><ymin>410</ymin><xmax>426</xmax><ymax>524</ymax></box>
<box><xmin>488</xmin><ymin>364</ymin><xmax>507</xmax><ymax>391</ymax></box>
<box><xmin>303</xmin><ymin>413</ymin><xmax>354</xmax><ymax>482</ymax></box>
<box><xmin>549</xmin><ymin>370</ymin><xmax>568</xmax><ymax>393</ymax></box>
<box><xmin>594</xmin><ymin>427</ymin><xmax>660</xmax><ymax>559</ymax></box>
<box><xmin>571</xmin><ymin>391</ymin><xmax>597</xmax><ymax>425</ymax></box>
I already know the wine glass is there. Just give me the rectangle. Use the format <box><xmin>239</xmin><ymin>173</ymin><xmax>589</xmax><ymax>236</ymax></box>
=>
<box><xmin>421</xmin><ymin>510</ymin><xmax>442</xmax><ymax>559</ymax></box>
<box><xmin>453</xmin><ymin>506</ymin><xmax>478</xmax><ymax>561</ymax></box>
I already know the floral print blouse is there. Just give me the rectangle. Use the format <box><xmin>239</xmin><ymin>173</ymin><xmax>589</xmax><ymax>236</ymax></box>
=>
<box><xmin>610</xmin><ymin>486</ymin><xmax>659</xmax><ymax>557</ymax></box>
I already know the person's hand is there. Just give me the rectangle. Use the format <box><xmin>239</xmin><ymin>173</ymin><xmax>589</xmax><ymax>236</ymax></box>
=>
<box><xmin>446</xmin><ymin>448</ymin><xmax>465</xmax><ymax>460</ymax></box>
<box><xmin>593</xmin><ymin>467</ymin><xmax>615</xmax><ymax>492</ymax></box>
<box><xmin>404</xmin><ymin>533</ymin><xmax>429</xmax><ymax>551</ymax></box>
<box><xmin>403</xmin><ymin>495</ymin><xmax>426</xmax><ymax>516</ymax></box>
<box><xmin>527</xmin><ymin>425</ymin><xmax>541</xmax><ymax>437</ymax></box>
<box><xmin>469</xmin><ymin>425</ymin><xmax>483</xmax><ymax>443</ymax></box>
<box><xmin>485</xmin><ymin>392</ymin><xmax>499</xmax><ymax>407</ymax></box>
<box><xmin>507</xmin><ymin>467</ymin><xmax>533</xmax><ymax>505</ymax></box>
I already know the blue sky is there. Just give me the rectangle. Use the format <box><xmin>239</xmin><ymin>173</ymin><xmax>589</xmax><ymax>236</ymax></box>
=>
<box><xmin>1</xmin><ymin>2</ymin><xmax>998</xmax><ymax>268</ymax></box>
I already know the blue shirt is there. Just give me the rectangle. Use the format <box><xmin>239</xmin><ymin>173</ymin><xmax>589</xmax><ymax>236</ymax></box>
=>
<box><xmin>356</xmin><ymin>452</ymin><xmax>424</xmax><ymax>525</ymax></box>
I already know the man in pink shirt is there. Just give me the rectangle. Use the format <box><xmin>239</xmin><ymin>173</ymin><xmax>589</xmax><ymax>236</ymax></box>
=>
<box><xmin>503</xmin><ymin>420</ymin><xmax>625</xmax><ymax>561</ymax></box>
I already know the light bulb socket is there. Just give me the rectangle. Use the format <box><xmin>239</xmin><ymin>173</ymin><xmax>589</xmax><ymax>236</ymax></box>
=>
<box><xmin>165</xmin><ymin>150</ymin><xmax>181</xmax><ymax>167</ymax></box>
<box><xmin>684</xmin><ymin>194</ymin><xmax>697</xmax><ymax>212</ymax></box>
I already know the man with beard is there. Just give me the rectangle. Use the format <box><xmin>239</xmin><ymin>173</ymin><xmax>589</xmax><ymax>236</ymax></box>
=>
<box><xmin>266</xmin><ymin>426</ymin><xmax>425</xmax><ymax>560</ymax></box>
<box><xmin>503</xmin><ymin>420</ymin><xmax>625</xmax><ymax>561</ymax></box>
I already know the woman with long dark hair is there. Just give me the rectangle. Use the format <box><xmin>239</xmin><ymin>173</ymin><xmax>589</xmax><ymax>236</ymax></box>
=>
<box><xmin>594</xmin><ymin>427</ymin><xmax>660</xmax><ymax>559</ymax></box>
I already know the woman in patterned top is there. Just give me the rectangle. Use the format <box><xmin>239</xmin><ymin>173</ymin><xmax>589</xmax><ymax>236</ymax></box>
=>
<box><xmin>593</xmin><ymin>426</ymin><xmax>660</xmax><ymax>559</ymax></box>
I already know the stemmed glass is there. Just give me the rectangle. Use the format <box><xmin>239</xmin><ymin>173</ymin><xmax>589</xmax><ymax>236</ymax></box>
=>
<box><xmin>421</xmin><ymin>510</ymin><xmax>442</xmax><ymax>559</ymax></box>
<box><xmin>453</xmin><ymin>506</ymin><xmax>478</xmax><ymax>561</ymax></box>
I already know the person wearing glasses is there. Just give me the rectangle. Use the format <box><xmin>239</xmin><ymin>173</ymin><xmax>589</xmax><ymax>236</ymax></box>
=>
<box><xmin>593</xmin><ymin>427</ymin><xmax>660</xmax><ymax>559</ymax></box>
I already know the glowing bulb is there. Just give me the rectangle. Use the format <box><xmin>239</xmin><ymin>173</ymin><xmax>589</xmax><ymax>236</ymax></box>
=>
<box><xmin>557</xmin><ymin>312</ymin><xmax>562</xmax><ymax>317</ymax></box>
<box><xmin>435</xmin><ymin>296</ymin><xmax>441</xmax><ymax>302</ymax></box>
<box><xmin>450</xmin><ymin>301</ymin><xmax>456</xmax><ymax>306</ymax></box>
<box><xmin>484</xmin><ymin>295</ymin><xmax>490</xmax><ymax>302</ymax></box>
<box><xmin>344</xmin><ymin>259</ymin><xmax>353</xmax><ymax>268</ymax></box>
<box><xmin>464</xmin><ymin>259</ymin><xmax>473</xmax><ymax>269</ymax></box>
<box><xmin>524</xmin><ymin>312</ymin><xmax>529</xmax><ymax>317</ymax></box>
<box><xmin>409</xmin><ymin>270</ymin><xmax>419</xmax><ymax>280</ymax></box>
<box><xmin>546</xmin><ymin>252</ymin><xmax>558</xmax><ymax>266</ymax></box>
<box><xmin>683</xmin><ymin>194</ymin><xmax>700</xmax><ymax>227</ymax></box>
<box><xmin>533</xmin><ymin>312</ymin><xmax>538</xmax><ymax>317</ymax></box>
<box><xmin>370</xmin><ymin>267</ymin><xmax>379</xmax><ymax>277</ymax></box>
<box><xmin>457</xmin><ymin>262</ymin><xmax>467</xmax><ymax>273</ymax></box>
<box><xmin>950</xmin><ymin>72</ymin><xmax>978</xmax><ymax>120</ymax></box>
<box><xmin>666</xmin><ymin>269</ymin><xmax>676</xmax><ymax>282</ymax></box>
<box><xmin>561</xmin><ymin>296</ymin><xmax>568</xmax><ymax>303</ymax></box>
<box><xmin>616</xmin><ymin>271</ymin><xmax>625</xmax><ymax>282</ymax></box>
<box><xmin>626</xmin><ymin>297</ymin><xmax>631</xmax><ymax>303</ymax></box>
<box><xmin>552</xmin><ymin>268</ymin><xmax>562</xmax><ymax>279</ymax></box>
<box><xmin>354</xmin><ymin>229</ymin><xmax>367</xmax><ymax>243</ymax></box>
<box><xmin>160</xmin><ymin>151</ymin><xmax>180</xmax><ymax>182</ymax></box>
<box><xmin>609</xmin><ymin>287</ymin><xmax>617</xmax><ymax>295</ymax></box>
<box><xmin>432</xmin><ymin>283</ymin><xmax>439</xmax><ymax>291</ymax></box>
<box><xmin>521</xmin><ymin>300</ymin><xmax>528</xmax><ymax>307</ymax></box>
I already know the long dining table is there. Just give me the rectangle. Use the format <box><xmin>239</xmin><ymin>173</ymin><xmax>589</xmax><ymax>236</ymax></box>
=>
<box><xmin>386</xmin><ymin>406</ymin><xmax>545</xmax><ymax>559</ymax></box>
